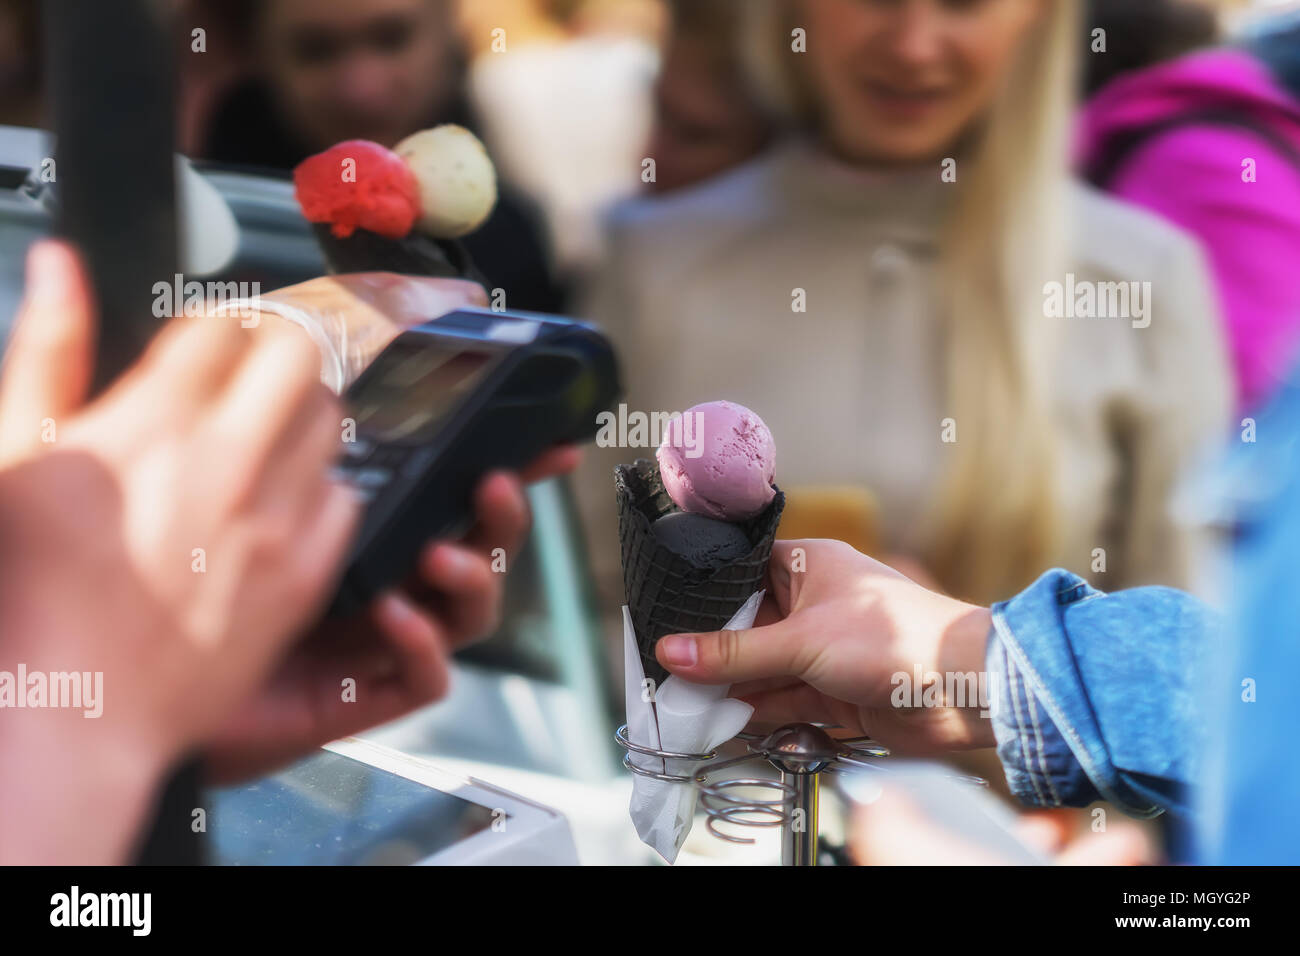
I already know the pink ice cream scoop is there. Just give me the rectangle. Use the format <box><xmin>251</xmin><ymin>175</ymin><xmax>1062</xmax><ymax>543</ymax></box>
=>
<box><xmin>657</xmin><ymin>400</ymin><xmax>776</xmax><ymax>521</ymax></box>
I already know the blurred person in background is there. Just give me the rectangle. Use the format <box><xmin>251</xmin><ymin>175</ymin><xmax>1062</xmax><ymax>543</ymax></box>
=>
<box><xmin>0</xmin><ymin>0</ymin><xmax>39</xmax><ymax>127</ymax></box>
<box><xmin>170</xmin><ymin>0</ymin><xmax>256</xmax><ymax>156</ymax></box>
<box><xmin>578</xmin><ymin>0</ymin><xmax>1231</xmax><ymax>613</ymax></box>
<box><xmin>197</xmin><ymin>0</ymin><xmax>465</xmax><ymax>168</ymax></box>
<box><xmin>1079</xmin><ymin>0</ymin><xmax>1221</xmax><ymax>96</ymax></box>
<box><xmin>461</xmin><ymin>0</ymin><xmax>662</xmax><ymax>275</ymax></box>
<box><xmin>1079</xmin><ymin>0</ymin><xmax>1300</xmax><ymax>412</ymax></box>
<box><xmin>191</xmin><ymin>0</ymin><xmax>564</xmax><ymax>312</ymax></box>
<box><xmin>644</xmin><ymin>0</ymin><xmax>776</xmax><ymax>194</ymax></box>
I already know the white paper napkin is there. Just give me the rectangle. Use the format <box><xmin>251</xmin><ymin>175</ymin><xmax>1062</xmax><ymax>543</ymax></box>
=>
<box><xmin>623</xmin><ymin>592</ymin><xmax>763</xmax><ymax>863</ymax></box>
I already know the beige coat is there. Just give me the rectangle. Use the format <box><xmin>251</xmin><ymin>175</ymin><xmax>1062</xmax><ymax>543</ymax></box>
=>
<box><xmin>576</xmin><ymin>140</ymin><xmax>1231</xmax><ymax>608</ymax></box>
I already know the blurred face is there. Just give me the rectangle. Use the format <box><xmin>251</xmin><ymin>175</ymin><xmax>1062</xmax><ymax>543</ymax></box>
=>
<box><xmin>796</xmin><ymin>0</ymin><xmax>1043</xmax><ymax>164</ymax></box>
<box><xmin>260</xmin><ymin>0</ymin><xmax>456</xmax><ymax>151</ymax></box>
<box><xmin>647</xmin><ymin>35</ymin><xmax>773</xmax><ymax>193</ymax></box>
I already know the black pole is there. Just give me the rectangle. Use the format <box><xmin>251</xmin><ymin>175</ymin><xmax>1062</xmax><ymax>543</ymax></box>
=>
<box><xmin>43</xmin><ymin>0</ymin><xmax>177</xmax><ymax>390</ymax></box>
<box><xmin>41</xmin><ymin>0</ymin><xmax>204</xmax><ymax>865</ymax></box>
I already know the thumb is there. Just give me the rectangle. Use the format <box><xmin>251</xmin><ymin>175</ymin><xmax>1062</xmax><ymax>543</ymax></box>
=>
<box><xmin>0</xmin><ymin>241</ymin><xmax>96</xmax><ymax>461</ymax></box>
<box><xmin>656</xmin><ymin>617</ymin><xmax>806</xmax><ymax>684</ymax></box>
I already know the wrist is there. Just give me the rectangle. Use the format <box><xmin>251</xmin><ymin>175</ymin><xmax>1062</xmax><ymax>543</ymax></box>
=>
<box><xmin>939</xmin><ymin>603</ymin><xmax>997</xmax><ymax>748</ymax></box>
<box><xmin>0</xmin><ymin>708</ymin><xmax>170</xmax><ymax>864</ymax></box>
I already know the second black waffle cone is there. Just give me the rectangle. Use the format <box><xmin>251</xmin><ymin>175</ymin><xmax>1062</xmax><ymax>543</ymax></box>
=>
<box><xmin>311</xmin><ymin>224</ymin><xmax>487</xmax><ymax>285</ymax></box>
<box><xmin>616</xmin><ymin>458</ymin><xmax>784</xmax><ymax>686</ymax></box>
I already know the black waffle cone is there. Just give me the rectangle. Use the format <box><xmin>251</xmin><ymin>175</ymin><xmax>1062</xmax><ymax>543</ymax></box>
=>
<box><xmin>616</xmin><ymin>458</ymin><xmax>784</xmax><ymax>686</ymax></box>
<box><xmin>311</xmin><ymin>224</ymin><xmax>487</xmax><ymax>285</ymax></box>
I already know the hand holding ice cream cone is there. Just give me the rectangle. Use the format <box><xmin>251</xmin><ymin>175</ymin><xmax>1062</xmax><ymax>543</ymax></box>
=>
<box><xmin>653</xmin><ymin>538</ymin><xmax>996</xmax><ymax>755</ymax></box>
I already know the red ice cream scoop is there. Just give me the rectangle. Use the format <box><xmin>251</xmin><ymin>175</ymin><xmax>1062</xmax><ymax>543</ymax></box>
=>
<box><xmin>293</xmin><ymin>140</ymin><xmax>420</xmax><ymax>240</ymax></box>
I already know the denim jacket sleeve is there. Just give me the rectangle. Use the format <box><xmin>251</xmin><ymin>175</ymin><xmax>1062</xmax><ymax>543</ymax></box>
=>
<box><xmin>985</xmin><ymin>569</ymin><xmax>1218</xmax><ymax>818</ymax></box>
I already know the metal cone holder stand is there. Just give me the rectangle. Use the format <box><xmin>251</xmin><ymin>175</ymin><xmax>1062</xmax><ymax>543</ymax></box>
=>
<box><xmin>616</xmin><ymin>720</ymin><xmax>895</xmax><ymax>866</ymax></box>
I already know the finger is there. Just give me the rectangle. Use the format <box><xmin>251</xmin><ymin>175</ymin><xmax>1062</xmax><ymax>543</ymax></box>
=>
<box><xmin>256</xmin><ymin>386</ymin><xmax>347</xmax><ymax>516</ymax></box>
<box><xmin>517</xmin><ymin>445</ymin><xmax>581</xmax><ymax>484</ymax></box>
<box><xmin>312</xmin><ymin>591</ymin><xmax>451</xmax><ymax>731</ymax></box>
<box><xmin>128</xmin><ymin>314</ymin><xmax>252</xmax><ymax>412</ymax></box>
<box><xmin>377</xmin><ymin>274</ymin><xmax>489</xmax><ymax>312</ymax></box>
<box><xmin>655</xmin><ymin>617</ymin><xmax>808</xmax><ymax>684</ymax></box>
<box><xmin>1011</xmin><ymin>814</ymin><xmax>1070</xmax><ymax>855</ymax></box>
<box><xmin>1054</xmin><ymin>825</ymin><xmax>1158</xmax><ymax>866</ymax></box>
<box><xmin>0</xmin><ymin>242</ymin><xmax>95</xmax><ymax>457</ymax></box>
<box><xmin>237</xmin><ymin>478</ymin><xmax>362</xmax><ymax>664</ymax></box>
<box><xmin>462</xmin><ymin>470</ymin><xmax>530</xmax><ymax>560</ymax></box>
<box><xmin>207</xmin><ymin>325</ymin><xmax>325</xmax><ymax>476</ymax></box>
<box><xmin>64</xmin><ymin>317</ymin><xmax>253</xmax><ymax>462</ymax></box>
<box><xmin>765</xmin><ymin>540</ymin><xmax>799</xmax><ymax>614</ymax></box>
<box><xmin>335</xmin><ymin>273</ymin><xmax>490</xmax><ymax>317</ymax></box>
<box><xmin>415</xmin><ymin>542</ymin><xmax>502</xmax><ymax>645</ymax></box>
<box><xmin>371</xmin><ymin>591</ymin><xmax>453</xmax><ymax>703</ymax></box>
<box><xmin>204</xmin><ymin>592</ymin><xmax>448</xmax><ymax>784</ymax></box>
<box><xmin>436</xmin><ymin>277</ymin><xmax>488</xmax><ymax>309</ymax></box>
<box><xmin>390</xmin><ymin>276</ymin><xmax>489</xmax><ymax>311</ymax></box>
<box><xmin>289</xmin><ymin>479</ymin><xmax>364</xmax><ymax>623</ymax></box>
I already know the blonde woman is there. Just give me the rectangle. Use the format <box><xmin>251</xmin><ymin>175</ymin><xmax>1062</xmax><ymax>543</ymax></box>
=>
<box><xmin>578</xmin><ymin>0</ymin><xmax>1231</xmax><ymax>607</ymax></box>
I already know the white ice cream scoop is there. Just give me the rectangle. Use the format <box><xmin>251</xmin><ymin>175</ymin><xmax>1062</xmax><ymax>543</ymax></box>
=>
<box><xmin>395</xmin><ymin>125</ymin><xmax>498</xmax><ymax>238</ymax></box>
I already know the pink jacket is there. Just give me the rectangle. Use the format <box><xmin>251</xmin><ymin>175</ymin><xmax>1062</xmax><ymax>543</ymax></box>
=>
<box><xmin>1078</xmin><ymin>50</ymin><xmax>1300</xmax><ymax>412</ymax></box>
